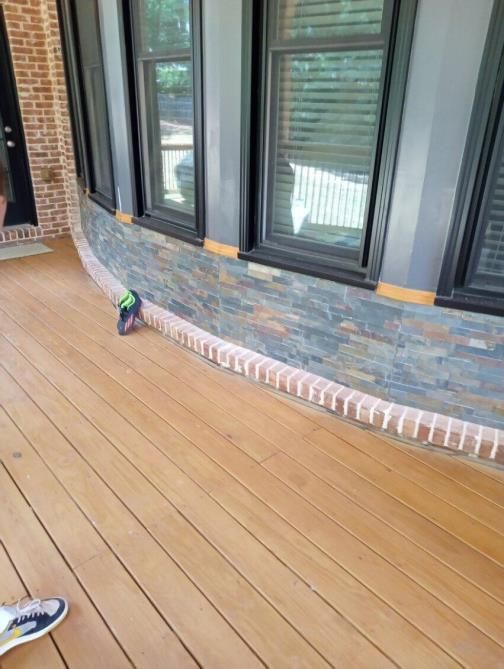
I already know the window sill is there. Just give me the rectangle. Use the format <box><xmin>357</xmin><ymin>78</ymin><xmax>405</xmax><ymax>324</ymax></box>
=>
<box><xmin>133</xmin><ymin>214</ymin><xmax>204</xmax><ymax>247</ymax></box>
<box><xmin>435</xmin><ymin>292</ymin><xmax>504</xmax><ymax>317</ymax></box>
<box><xmin>88</xmin><ymin>192</ymin><xmax>116</xmax><ymax>215</ymax></box>
<box><xmin>238</xmin><ymin>246</ymin><xmax>376</xmax><ymax>290</ymax></box>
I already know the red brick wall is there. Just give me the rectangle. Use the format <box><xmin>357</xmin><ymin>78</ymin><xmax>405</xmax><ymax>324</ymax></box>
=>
<box><xmin>0</xmin><ymin>0</ymin><xmax>78</xmax><ymax>245</ymax></box>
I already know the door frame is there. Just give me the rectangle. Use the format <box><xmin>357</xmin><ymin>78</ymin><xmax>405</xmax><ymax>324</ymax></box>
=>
<box><xmin>0</xmin><ymin>5</ymin><xmax>37</xmax><ymax>227</ymax></box>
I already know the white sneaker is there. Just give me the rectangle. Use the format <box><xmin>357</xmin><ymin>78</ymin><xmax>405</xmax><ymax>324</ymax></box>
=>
<box><xmin>0</xmin><ymin>597</ymin><xmax>69</xmax><ymax>656</ymax></box>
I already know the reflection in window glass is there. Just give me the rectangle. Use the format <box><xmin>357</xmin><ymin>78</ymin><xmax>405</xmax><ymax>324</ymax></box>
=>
<box><xmin>155</xmin><ymin>61</ymin><xmax>194</xmax><ymax>212</ymax></box>
<box><xmin>278</xmin><ymin>0</ymin><xmax>384</xmax><ymax>40</ymax></box>
<box><xmin>136</xmin><ymin>0</ymin><xmax>191</xmax><ymax>53</ymax></box>
<box><xmin>470</xmin><ymin>131</ymin><xmax>504</xmax><ymax>292</ymax></box>
<box><xmin>133</xmin><ymin>0</ymin><xmax>196</xmax><ymax>223</ymax></box>
<box><xmin>73</xmin><ymin>0</ymin><xmax>114</xmax><ymax>202</ymax></box>
<box><xmin>271</xmin><ymin>49</ymin><xmax>383</xmax><ymax>250</ymax></box>
<box><xmin>263</xmin><ymin>0</ymin><xmax>390</xmax><ymax>256</ymax></box>
<box><xmin>86</xmin><ymin>66</ymin><xmax>113</xmax><ymax>199</ymax></box>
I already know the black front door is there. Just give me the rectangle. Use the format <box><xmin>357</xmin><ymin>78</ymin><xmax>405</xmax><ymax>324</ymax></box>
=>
<box><xmin>0</xmin><ymin>7</ymin><xmax>36</xmax><ymax>227</ymax></box>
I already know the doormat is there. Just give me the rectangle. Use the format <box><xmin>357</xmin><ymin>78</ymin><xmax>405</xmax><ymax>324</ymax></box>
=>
<box><xmin>0</xmin><ymin>242</ymin><xmax>53</xmax><ymax>262</ymax></box>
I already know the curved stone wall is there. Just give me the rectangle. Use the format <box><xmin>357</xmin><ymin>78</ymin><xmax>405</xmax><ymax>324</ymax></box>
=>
<box><xmin>80</xmin><ymin>196</ymin><xmax>504</xmax><ymax>432</ymax></box>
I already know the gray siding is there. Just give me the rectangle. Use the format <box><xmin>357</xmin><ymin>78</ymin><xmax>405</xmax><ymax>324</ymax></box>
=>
<box><xmin>381</xmin><ymin>0</ymin><xmax>493</xmax><ymax>290</ymax></box>
<box><xmin>202</xmin><ymin>0</ymin><xmax>243</xmax><ymax>245</ymax></box>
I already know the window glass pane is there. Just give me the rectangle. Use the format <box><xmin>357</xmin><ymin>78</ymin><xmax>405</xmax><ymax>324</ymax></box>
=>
<box><xmin>270</xmin><ymin>49</ymin><xmax>383</xmax><ymax>249</ymax></box>
<box><xmin>73</xmin><ymin>0</ymin><xmax>114</xmax><ymax>201</ymax></box>
<box><xmin>75</xmin><ymin>1</ymin><xmax>101</xmax><ymax>66</ymax></box>
<box><xmin>133</xmin><ymin>0</ymin><xmax>196</xmax><ymax>226</ymax></box>
<box><xmin>86</xmin><ymin>67</ymin><xmax>113</xmax><ymax>198</ymax></box>
<box><xmin>470</xmin><ymin>129</ymin><xmax>504</xmax><ymax>292</ymax></box>
<box><xmin>136</xmin><ymin>0</ymin><xmax>191</xmax><ymax>55</ymax></box>
<box><xmin>153</xmin><ymin>60</ymin><xmax>194</xmax><ymax>213</ymax></box>
<box><xmin>278</xmin><ymin>0</ymin><xmax>384</xmax><ymax>40</ymax></box>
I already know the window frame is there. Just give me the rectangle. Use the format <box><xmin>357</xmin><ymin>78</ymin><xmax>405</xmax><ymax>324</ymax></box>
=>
<box><xmin>436</xmin><ymin>1</ymin><xmax>504</xmax><ymax>317</ymax></box>
<box><xmin>127</xmin><ymin>0</ymin><xmax>205</xmax><ymax>245</ymax></box>
<box><xmin>240</xmin><ymin>0</ymin><xmax>417</xmax><ymax>288</ymax></box>
<box><xmin>60</xmin><ymin>0</ymin><xmax>116</xmax><ymax>213</ymax></box>
<box><xmin>56</xmin><ymin>0</ymin><xmax>84</xmax><ymax>186</ymax></box>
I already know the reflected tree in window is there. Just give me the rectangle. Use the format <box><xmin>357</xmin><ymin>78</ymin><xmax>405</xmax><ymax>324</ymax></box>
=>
<box><xmin>133</xmin><ymin>0</ymin><xmax>197</xmax><ymax>221</ymax></box>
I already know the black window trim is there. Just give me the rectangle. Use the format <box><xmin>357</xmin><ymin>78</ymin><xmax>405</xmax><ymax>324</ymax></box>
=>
<box><xmin>56</xmin><ymin>0</ymin><xmax>84</xmax><ymax>187</ymax></box>
<box><xmin>59</xmin><ymin>0</ymin><xmax>117</xmax><ymax>212</ymax></box>
<box><xmin>239</xmin><ymin>0</ymin><xmax>418</xmax><ymax>289</ymax></box>
<box><xmin>58</xmin><ymin>0</ymin><xmax>90</xmax><ymax>192</ymax></box>
<box><xmin>127</xmin><ymin>0</ymin><xmax>205</xmax><ymax>246</ymax></box>
<box><xmin>436</xmin><ymin>0</ymin><xmax>504</xmax><ymax>317</ymax></box>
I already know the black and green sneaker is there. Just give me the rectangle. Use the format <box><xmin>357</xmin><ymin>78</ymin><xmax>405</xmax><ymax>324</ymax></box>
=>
<box><xmin>117</xmin><ymin>289</ymin><xmax>142</xmax><ymax>335</ymax></box>
<box><xmin>0</xmin><ymin>597</ymin><xmax>69</xmax><ymax>656</ymax></box>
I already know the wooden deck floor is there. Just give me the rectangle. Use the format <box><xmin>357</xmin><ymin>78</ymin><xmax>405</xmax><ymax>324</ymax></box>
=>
<box><xmin>0</xmin><ymin>239</ymin><xmax>503</xmax><ymax>668</ymax></box>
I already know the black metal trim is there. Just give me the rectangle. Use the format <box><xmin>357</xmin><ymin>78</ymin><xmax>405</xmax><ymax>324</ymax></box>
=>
<box><xmin>239</xmin><ymin>0</ymin><xmax>261</xmax><ymax>254</ymax></box>
<box><xmin>126</xmin><ymin>0</ymin><xmax>205</xmax><ymax>240</ymax></box>
<box><xmin>435</xmin><ymin>293</ymin><xmax>504</xmax><ymax>318</ymax></box>
<box><xmin>191</xmin><ymin>0</ymin><xmax>206</xmax><ymax>241</ymax></box>
<box><xmin>240</xmin><ymin>0</ymin><xmax>418</xmax><ymax>288</ymax></box>
<box><xmin>121</xmin><ymin>0</ymin><xmax>142</xmax><ymax>218</ymax></box>
<box><xmin>57</xmin><ymin>0</ymin><xmax>91</xmax><ymax>188</ymax></box>
<box><xmin>133</xmin><ymin>214</ymin><xmax>204</xmax><ymax>246</ymax></box>
<box><xmin>56</xmin><ymin>0</ymin><xmax>83</xmax><ymax>180</ymax></box>
<box><xmin>436</xmin><ymin>0</ymin><xmax>504</xmax><ymax>314</ymax></box>
<box><xmin>239</xmin><ymin>248</ymin><xmax>375</xmax><ymax>289</ymax></box>
<box><xmin>61</xmin><ymin>0</ymin><xmax>116</xmax><ymax>210</ymax></box>
<box><xmin>366</xmin><ymin>0</ymin><xmax>417</xmax><ymax>280</ymax></box>
<box><xmin>88</xmin><ymin>191</ymin><xmax>116</xmax><ymax>215</ymax></box>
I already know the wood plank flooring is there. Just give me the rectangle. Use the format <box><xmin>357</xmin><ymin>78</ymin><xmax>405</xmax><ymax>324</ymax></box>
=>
<box><xmin>0</xmin><ymin>238</ymin><xmax>503</xmax><ymax>668</ymax></box>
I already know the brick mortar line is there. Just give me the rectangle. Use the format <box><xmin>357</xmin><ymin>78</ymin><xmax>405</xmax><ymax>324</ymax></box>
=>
<box><xmin>73</xmin><ymin>231</ymin><xmax>504</xmax><ymax>465</ymax></box>
<box><xmin>0</xmin><ymin>227</ymin><xmax>70</xmax><ymax>246</ymax></box>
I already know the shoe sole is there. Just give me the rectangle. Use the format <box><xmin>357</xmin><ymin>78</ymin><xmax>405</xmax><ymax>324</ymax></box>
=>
<box><xmin>118</xmin><ymin>311</ymin><xmax>138</xmax><ymax>335</ymax></box>
<box><xmin>0</xmin><ymin>601</ymin><xmax>69</xmax><ymax>657</ymax></box>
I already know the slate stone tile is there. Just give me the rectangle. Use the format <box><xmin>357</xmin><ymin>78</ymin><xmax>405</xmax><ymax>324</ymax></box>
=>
<box><xmin>82</xmin><ymin>197</ymin><xmax>504</xmax><ymax>427</ymax></box>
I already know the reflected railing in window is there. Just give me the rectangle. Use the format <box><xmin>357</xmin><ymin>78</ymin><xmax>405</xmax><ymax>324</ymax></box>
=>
<box><xmin>268</xmin><ymin>43</ymin><xmax>383</xmax><ymax>253</ymax></box>
<box><xmin>284</xmin><ymin>148</ymin><xmax>368</xmax><ymax>245</ymax></box>
<box><xmin>160</xmin><ymin>143</ymin><xmax>193</xmax><ymax>205</ymax></box>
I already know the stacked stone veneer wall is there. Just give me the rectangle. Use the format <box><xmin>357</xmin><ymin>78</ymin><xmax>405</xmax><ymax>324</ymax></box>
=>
<box><xmin>0</xmin><ymin>0</ymin><xmax>77</xmax><ymax>245</ymax></box>
<box><xmin>81</xmin><ymin>196</ymin><xmax>504</xmax><ymax>434</ymax></box>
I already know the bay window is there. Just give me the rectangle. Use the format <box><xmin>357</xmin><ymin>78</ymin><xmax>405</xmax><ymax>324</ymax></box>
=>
<box><xmin>241</xmin><ymin>0</ymin><xmax>417</xmax><ymax>286</ymax></box>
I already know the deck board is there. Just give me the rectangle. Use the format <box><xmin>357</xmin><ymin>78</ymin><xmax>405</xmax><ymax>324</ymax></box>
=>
<box><xmin>0</xmin><ymin>239</ymin><xmax>503</xmax><ymax>668</ymax></box>
<box><xmin>0</xmin><ymin>460</ymin><xmax>131</xmax><ymax>669</ymax></box>
<box><xmin>0</xmin><ymin>304</ymin><xmax>383</xmax><ymax>667</ymax></box>
<box><xmin>301</xmin><ymin>411</ymin><xmax>504</xmax><ymax>528</ymax></box>
<box><xmin>0</xmin><ymin>404</ymin><xmax>197</xmax><ymax>669</ymax></box>
<box><xmin>0</xmin><ymin>342</ymin><xmax>267</xmax><ymax>668</ymax></box>
<box><xmin>263</xmin><ymin>451</ymin><xmax>504</xmax><ymax>644</ymax></box>
<box><xmin>306</xmin><ymin>428</ymin><xmax>504</xmax><ymax>565</ymax></box>
<box><xmin>0</xmin><ymin>542</ymin><xmax>65</xmax><ymax>669</ymax></box>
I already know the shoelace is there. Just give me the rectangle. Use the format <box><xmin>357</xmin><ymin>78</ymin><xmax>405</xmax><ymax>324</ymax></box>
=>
<box><xmin>14</xmin><ymin>598</ymin><xmax>47</xmax><ymax>622</ymax></box>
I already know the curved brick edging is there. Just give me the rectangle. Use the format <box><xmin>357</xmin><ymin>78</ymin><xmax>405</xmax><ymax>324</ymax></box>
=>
<box><xmin>73</xmin><ymin>232</ymin><xmax>504</xmax><ymax>465</ymax></box>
